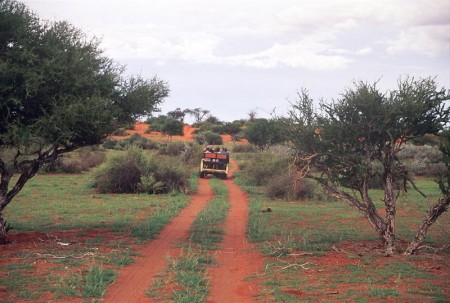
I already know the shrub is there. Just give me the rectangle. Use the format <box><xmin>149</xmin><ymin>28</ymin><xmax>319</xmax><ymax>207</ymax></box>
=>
<box><xmin>114</xmin><ymin>134</ymin><xmax>159</xmax><ymax>150</ymax></box>
<box><xmin>232</xmin><ymin>144</ymin><xmax>257</xmax><ymax>153</ymax></box>
<box><xmin>179</xmin><ymin>143</ymin><xmax>203</xmax><ymax>166</ymax></box>
<box><xmin>112</xmin><ymin>128</ymin><xmax>128</xmax><ymax>136</ymax></box>
<box><xmin>103</xmin><ymin>139</ymin><xmax>118</xmax><ymax>149</ymax></box>
<box><xmin>154</xmin><ymin>157</ymin><xmax>191</xmax><ymax>193</ymax></box>
<box><xmin>398</xmin><ymin>144</ymin><xmax>445</xmax><ymax>177</ymax></box>
<box><xmin>60</xmin><ymin>159</ymin><xmax>83</xmax><ymax>173</ymax></box>
<box><xmin>41</xmin><ymin>148</ymin><xmax>105</xmax><ymax>173</ymax></box>
<box><xmin>94</xmin><ymin>146</ymin><xmax>191</xmax><ymax>194</ymax></box>
<box><xmin>94</xmin><ymin>148</ymin><xmax>150</xmax><ymax>193</ymax></box>
<box><xmin>195</xmin><ymin>131</ymin><xmax>222</xmax><ymax>145</ymax></box>
<box><xmin>240</xmin><ymin>150</ymin><xmax>291</xmax><ymax>186</ymax></box>
<box><xmin>158</xmin><ymin>142</ymin><xmax>186</xmax><ymax>156</ymax></box>
<box><xmin>78</xmin><ymin>148</ymin><xmax>106</xmax><ymax>170</ymax></box>
<box><xmin>265</xmin><ymin>173</ymin><xmax>317</xmax><ymax>200</ymax></box>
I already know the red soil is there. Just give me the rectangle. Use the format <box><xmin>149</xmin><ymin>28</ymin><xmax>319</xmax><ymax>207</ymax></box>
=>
<box><xmin>102</xmin><ymin>178</ymin><xmax>214</xmax><ymax>303</ymax></box>
<box><xmin>111</xmin><ymin>122</ymin><xmax>244</xmax><ymax>143</ymax></box>
<box><xmin>111</xmin><ymin>123</ymin><xmax>198</xmax><ymax>141</ymax></box>
<box><xmin>207</xmin><ymin>158</ymin><xmax>264</xmax><ymax>303</ymax></box>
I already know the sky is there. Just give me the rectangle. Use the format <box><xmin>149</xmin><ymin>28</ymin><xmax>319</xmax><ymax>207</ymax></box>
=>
<box><xmin>21</xmin><ymin>0</ymin><xmax>450</xmax><ymax>122</ymax></box>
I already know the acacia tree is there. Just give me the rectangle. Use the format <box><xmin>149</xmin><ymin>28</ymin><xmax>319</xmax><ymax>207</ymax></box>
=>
<box><xmin>0</xmin><ymin>1</ymin><xmax>169</xmax><ymax>243</ymax></box>
<box><xmin>115</xmin><ymin>75</ymin><xmax>169</xmax><ymax>124</ymax></box>
<box><xmin>187</xmin><ymin>108</ymin><xmax>210</xmax><ymax>124</ymax></box>
<box><xmin>167</xmin><ymin>107</ymin><xmax>189</xmax><ymax>123</ymax></box>
<box><xmin>244</xmin><ymin>118</ymin><xmax>287</xmax><ymax>150</ymax></box>
<box><xmin>286</xmin><ymin>79</ymin><xmax>449</xmax><ymax>255</ymax></box>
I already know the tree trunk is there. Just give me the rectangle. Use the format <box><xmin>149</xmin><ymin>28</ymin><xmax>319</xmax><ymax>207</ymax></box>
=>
<box><xmin>382</xmin><ymin>162</ymin><xmax>397</xmax><ymax>256</ymax></box>
<box><xmin>404</xmin><ymin>196</ymin><xmax>450</xmax><ymax>255</ymax></box>
<box><xmin>0</xmin><ymin>212</ymin><xmax>10</xmax><ymax>244</ymax></box>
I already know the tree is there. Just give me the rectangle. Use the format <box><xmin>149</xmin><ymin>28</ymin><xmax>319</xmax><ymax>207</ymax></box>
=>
<box><xmin>286</xmin><ymin>78</ymin><xmax>450</xmax><ymax>255</ymax></box>
<box><xmin>247</xmin><ymin>109</ymin><xmax>257</xmax><ymax>122</ymax></box>
<box><xmin>223</xmin><ymin>121</ymin><xmax>243</xmax><ymax>142</ymax></box>
<box><xmin>115</xmin><ymin>75</ymin><xmax>169</xmax><ymax>123</ymax></box>
<box><xmin>162</xmin><ymin>118</ymin><xmax>184</xmax><ymax>140</ymax></box>
<box><xmin>167</xmin><ymin>107</ymin><xmax>189</xmax><ymax>123</ymax></box>
<box><xmin>187</xmin><ymin>108</ymin><xmax>210</xmax><ymax>124</ymax></box>
<box><xmin>244</xmin><ymin>118</ymin><xmax>286</xmax><ymax>150</ymax></box>
<box><xmin>0</xmin><ymin>0</ymin><xmax>169</xmax><ymax>243</ymax></box>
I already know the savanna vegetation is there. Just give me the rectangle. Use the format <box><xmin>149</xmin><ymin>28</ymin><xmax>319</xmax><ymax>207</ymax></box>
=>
<box><xmin>1</xmin><ymin>0</ymin><xmax>449</xmax><ymax>302</ymax></box>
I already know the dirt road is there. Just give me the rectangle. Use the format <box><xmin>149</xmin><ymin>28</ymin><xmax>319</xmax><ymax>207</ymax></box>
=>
<box><xmin>207</xmin><ymin>158</ymin><xmax>263</xmax><ymax>303</ymax></box>
<box><xmin>102</xmin><ymin>179</ymin><xmax>214</xmax><ymax>303</ymax></box>
<box><xmin>102</xmin><ymin>158</ymin><xmax>263</xmax><ymax>303</ymax></box>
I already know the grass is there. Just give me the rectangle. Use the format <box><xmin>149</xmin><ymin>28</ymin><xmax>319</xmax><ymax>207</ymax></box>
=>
<box><xmin>234</xmin><ymin>171</ymin><xmax>449</xmax><ymax>303</ymax></box>
<box><xmin>1</xmin><ymin>164</ymin><xmax>194</xmax><ymax>302</ymax></box>
<box><xmin>147</xmin><ymin>177</ymin><xmax>230</xmax><ymax>303</ymax></box>
<box><xmin>189</xmin><ymin>178</ymin><xmax>230</xmax><ymax>249</ymax></box>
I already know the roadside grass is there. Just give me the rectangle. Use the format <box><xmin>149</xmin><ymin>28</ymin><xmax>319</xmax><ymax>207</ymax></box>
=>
<box><xmin>1</xmin><ymin>168</ymin><xmax>195</xmax><ymax>302</ymax></box>
<box><xmin>147</xmin><ymin>177</ymin><xmax>230</xmax><ymax>303</ymax></box>
<box><xmin>234</xmin><ymin>174</ymin><xmax>450</xmax><ymax>303</ymax></box>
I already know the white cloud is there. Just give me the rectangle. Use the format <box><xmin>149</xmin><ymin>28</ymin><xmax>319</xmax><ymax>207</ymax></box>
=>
<box><xmin>387</xmin><ymin>25</ymin><xmax>450</xmax><ymax>57</ymax></box>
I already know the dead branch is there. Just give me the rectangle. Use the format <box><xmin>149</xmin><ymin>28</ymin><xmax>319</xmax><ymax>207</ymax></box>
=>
<box><xmin>280</xmin><ymin>262</ymin><xmax>310</xmax><ymax>271</ymax></box>
<box><xmin>35</xmin><ymin>252</ymin><xmax>95</xmax><ymax>259</ymax></box>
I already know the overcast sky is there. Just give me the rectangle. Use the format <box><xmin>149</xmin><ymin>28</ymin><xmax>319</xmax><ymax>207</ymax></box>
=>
<box><xmin>21</xmin><ymin>0</ymin><xmax>450</xmax><ymax>122</ymax></box>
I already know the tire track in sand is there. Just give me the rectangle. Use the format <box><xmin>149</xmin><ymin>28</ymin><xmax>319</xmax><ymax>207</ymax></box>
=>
<box><xmin>102</xmin><ymin>178</ymin><xmax>214</xmax><ymax>303</ymax></box>
<box><xmin>207</xmin><ymin>158</ymin><xmax>264</xmax><ymax>303</ymax></box>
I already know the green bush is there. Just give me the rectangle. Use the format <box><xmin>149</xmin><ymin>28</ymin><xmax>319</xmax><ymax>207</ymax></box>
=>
<box><xmin>41</xmin><ymin>148</ymin><xmax>105</xmax><ymax>173</ymax></box>
<box><xmin>398</xmin><ymin>144</ymin><xmax>445</xmax><ymax>176</ymax></box>
<box><xmin>179</xmin><ymin>143</ymin><xmax>204</xmax><ymax>166</ymax></box>
<box><xmin>240</xmin><ymin>150</ymin><xmax>290</xmax><ymax>186</ymax></box>
<box><xmin>232</xmin><ymin>144</ymin><xmax>257</xmax><ymax>153</ymax></box>
<box><xmin>111</xmin><ymin>134</ymin><xmax>159</xmax><ymax>150</ymax></box>
<box><xmin>265</xmin><ymin>172</ymin><xmax>317</xmax><ymax>200</ymax></box>
<box><xmin>154</xmin><ymin>157</ymin><xmax>191</xmax><ymax>193</ymax></box>
<box><xmin>94</xmin><ymin>146</ymin><xmax>191</xmax><ymax>194</ymax></box>
<box><xmin>195</xmin><ymin>131</ymin><xmax>222</xmax><ymax>145</ymax></box>
<box><xmin>158</xmin><ymin>142</ymin><xmax>186</xmax><ymax>156</ymax></box>
<box><xmin>112</xmin><ymin>128</ymin><xmax>128</xmax><ymax>136</ymax></box>
<box><xmin>239</xmin><ymin>146</ymin><xmax>318</xmax><ymax>200</ymax></box>
<box><xmin>102</xmin><ymin>139</ymin><xmax>118</xmax><ymax>149</ymax></box>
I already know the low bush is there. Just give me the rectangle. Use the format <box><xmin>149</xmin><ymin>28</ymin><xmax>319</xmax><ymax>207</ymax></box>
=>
<box><xmin>154</xmin><ymin>157</ymin><xmax>191</xmax><ymax>194</ymax></box>
<box><xmin>94</xmin><ymin>147</ymin><xmax>151</xmax><ymax>193</ymax></box>
<box><xmin>232</xmin><ymin>144</ymin><xmax>257</xmax><ymax>153</ymax></box>
<box><xmin>41</xmin><ymin>148</ymin><xmax>106</xmax><ymax>173</ymax></box>
<box><xmin>102</xmin><ymin>139</ymin><xmax>118</xmax><ymax>149</ymax></box>
<box><xmin>119</xmin><ymin>134</ymin><xmax>159</xmax><ymax>150</ymax></box>
<box><xmin>265</xmin><ymin>173</ymin><xmax>317</xmax><ymax>200</ymax></box>
<box><xmin>158</xmin><ymin>142</ymin><xmax>186</xmax><ymax>156</ymax></box>
<box><xmin>195</xmin><ymin>131</ymin><xmax>223</xmax><ymax>145</ymax></box>
<box><xmin>93</xmin><ymin>146</ymin><xmax>191</xmax><ymax>194</ymax></box>
<box><xmin>112</xmin><ymin>128</ymin><xmax>128</xmax><ymax>136</ymax></box>
<box><xmin>398</xmin><ymin>144</ymin><xmax>445</xmax><ymax>177</ymax></box>
<box><xmin>179</xmin><ymin>143</ymin><xmax>204</xmax><ymax>166</ymax></box>
<box><xmin>240</xmin><ymin>151</ymin><xmax>291</xmax><ymax>186</ymax></box>
<box><xmin>240</xmin><ymin>146</ymin><xmax>319</xmax><ymax>200</ymax></box>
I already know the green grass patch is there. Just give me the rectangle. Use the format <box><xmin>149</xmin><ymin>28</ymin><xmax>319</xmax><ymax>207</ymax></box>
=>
<box><xmin>234</xmin><ymin>161</ymin><xmax>449</xmax><ymax>303</ymax></box>
<box><xmin>369</xmin><ymin>288</ymin><xmax>399</xmax><ymax>297</ymax></box>
<box><xmin>189</xmin><ymin>178</ymin><xmax>230</xmax><ymax>250</ymax></box>
<box><xmin>1</xmin><ymin>155</ymin><xmax>193</xmax><ymax>302</ymax></box>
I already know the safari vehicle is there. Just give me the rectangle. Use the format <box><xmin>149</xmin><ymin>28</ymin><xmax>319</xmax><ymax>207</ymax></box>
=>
<box><xmin>199</xmin><ymin>152</ymin><xmax>229</xmax><ymax>179</ymax></box>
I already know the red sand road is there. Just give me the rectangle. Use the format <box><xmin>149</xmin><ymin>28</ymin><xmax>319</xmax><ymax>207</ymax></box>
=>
<box><xmin>102</xmin><ymin>178</ymin><xmax>214</xmax><ymax>303</ymax></box>
<box><xmin>207</xmin><ymin>158</ymin><xmax>263</xmax><ymax>303</ymax></box>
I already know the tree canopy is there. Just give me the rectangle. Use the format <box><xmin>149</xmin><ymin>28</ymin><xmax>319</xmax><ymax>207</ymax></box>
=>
<box><xmin>0</xmin><ymin>0</ymin><xmax>169</xmax><ymax>243</ymax></box>
<box><xmin>286</xmin><ymin>78</ymin><xmax>450</xmax><ymax>255</ymax></box>
<box><xmin>244</xmin><ymin>118</ymin><xmax>287</xmax><ymax>150</ymax></box>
